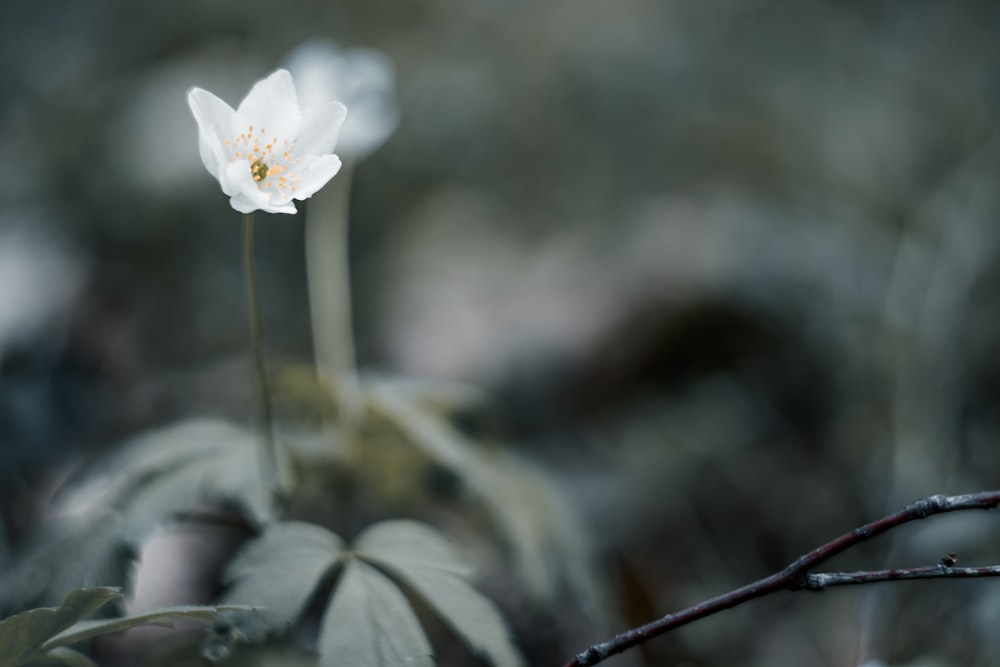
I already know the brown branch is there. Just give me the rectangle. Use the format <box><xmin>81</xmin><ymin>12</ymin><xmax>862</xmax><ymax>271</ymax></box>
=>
<box><xmin>801</xmin><ymin>564</ymin><xmax>1000</xmax><ymax>589</ymax></box>
<box><xmin>563</xmin><ymin>491</ymin><xmax>1000</xmax><ymax>667</ymax></box>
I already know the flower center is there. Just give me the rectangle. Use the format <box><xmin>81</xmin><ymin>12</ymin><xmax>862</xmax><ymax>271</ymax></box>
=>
<box><xmin>225</xmin><ymin>124</ymin><xmax>303</xmax><ymax>199</ymax></box>
<box><xmin>250</xmin><ymin>158</ymin><xmax>269</xmax><ymax>182</ymax></box>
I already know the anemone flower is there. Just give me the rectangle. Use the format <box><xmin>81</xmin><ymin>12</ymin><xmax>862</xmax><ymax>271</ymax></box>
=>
<box><xmin>284</xmin><ymin>40</ymin><xmax>399</xmax><ymax>159</ymax></box>
<box><xmin>188</xmin><ymin>69</ymin><xmax>346</xmax><ymax>214</ymax></box>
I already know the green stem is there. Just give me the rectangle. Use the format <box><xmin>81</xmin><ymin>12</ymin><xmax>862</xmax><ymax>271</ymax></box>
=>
<box><xmin>305</xmin><ymin>162</ymin><xmax>360</xmax><ymax>418</ymax></box>
<box><xmin>243</xmin><ymin>212</ymin><xmax>279</xmax><ymax>499</ymax></box>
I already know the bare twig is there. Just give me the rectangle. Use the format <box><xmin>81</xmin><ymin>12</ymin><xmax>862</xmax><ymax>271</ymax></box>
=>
<box><xmin>803</xmin><ymin>564</ymin><xmax>1000</xmax><ymax>589</ymax></box>
<box><xmin>563</xmin><ymin>491</ymin><xmax>1000</xmax><ymax>667</ymax></box>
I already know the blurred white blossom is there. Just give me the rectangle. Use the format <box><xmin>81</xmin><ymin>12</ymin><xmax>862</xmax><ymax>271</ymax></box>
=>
<box><xmin>187</xmin><ymin>69</ymin><xmax>346</xmax><ymax>214</ymax></box>
<box><xmin>284</xmin><ymin>40</ymin><xmax>399</xmax><ymax>159</ymax></box>
<box><xmin>0</xmin><ymin>222</ymin><xmax>83</xmax><ymax>357</ymax></box>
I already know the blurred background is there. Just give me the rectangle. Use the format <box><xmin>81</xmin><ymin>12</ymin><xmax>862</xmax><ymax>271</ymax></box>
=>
<box><xmin>3</xmin><ymin>0</ymin><xmax>1000</xmax><ymax>665</ymax></box>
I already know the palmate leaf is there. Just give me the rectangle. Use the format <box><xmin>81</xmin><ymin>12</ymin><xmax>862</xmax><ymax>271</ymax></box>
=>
<box><xmin>367</xmin><ymin>379</ymin><xmax>601</xmax><ymax>611</ymax></box>
<box><xmin>0</xmin><ymin>587</ymin><xmax>250</xmax><ymax>667</ymax></box>
<box><xmin>271</xmin><ymin>370</ymin><xmax>602</xmax><ymax>614</ymax></box>
<box><xmin>56</xmin><ymin>419</ymin><xmax>274</xmax><ymax>543</ymax></box>
<box><xmin>356</xmin><ymin>522</ymin><xmax>524</xmax><ymax>667</ymax></box>
<box><xmin>319</xmin><ymin>559</ymin><xmax>433</xmax><ymax>667</ymax></box>
<box><xmin>216</xmin><ymin>522</ymin><xmax>344</xmax><ymax>643</ymax></box>
<box><xmin>213</xmin><ymin>520</ymin><xmax>522</xmax><ymax>667</ymax></box>
<box><xmin>355</xmin><ymin>521</ymin><xmax>470</xmax><ymax>576</ymax></box>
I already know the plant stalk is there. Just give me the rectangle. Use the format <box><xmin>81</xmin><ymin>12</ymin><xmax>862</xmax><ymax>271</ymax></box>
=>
<box><xmin>305</xmin><ymin>162</ymin><xmax>360</xmax><ymax>419</ymax></box>
<box><xmin>243</xmin><ymin>212</ymin><xmax>279</xmax><ymax>500</ymax></box>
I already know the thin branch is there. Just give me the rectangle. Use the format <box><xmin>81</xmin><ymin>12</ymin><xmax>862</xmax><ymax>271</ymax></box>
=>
<box><xmin>802</xmin><ymin>564</ymin><xmax>1000</xmax><ymax>589</ymax></box>
<box><xmin>563</xmin><ymin>490</ymin><xmax>1000</xmax><ymax>667</ymax></box>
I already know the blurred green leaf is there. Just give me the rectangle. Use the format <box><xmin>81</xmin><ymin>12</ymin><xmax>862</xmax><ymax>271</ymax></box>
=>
<box><xmin>0</xmin><ymin>587</ymin><xmax>120</xmax><ymax>667</ymax></box>
<box><xmin>57</xmin><ymin>420</ymin><xmax>274</xmax><ymax>543</ymax></box>
<box><xmin>44</xmin><ymin>604</ymin><xmax>251</xmax><ymax>651</ymax></box>
<box><xmin>41</xmin><ymin>647</ymin><xmax>98</xmax><ymax>667</ymax></box>
<box><xmin>271</xmin><ymin>366</ymin><xmax>339</xmax><ymax>426</ymax></box>
<box><xmin>356</xmin><ymin>521</ymin><xmax>524</xmax><ymax>667</ymax></box>
<box><xmin>0</xmin><ymin>586</ymin><xmax>250</xmax><ymax>667</ymax></box>
<box><xmin>207</xmin><ymin>643</ymin><xmax>318</xmax><ymax>667</ymax></box>
<box><xmin>217</xmin><ymin>522</ymin><xmax>344</xmax><ymax>643</ymax></box>
<box><xmin>269</xmin><ymin>369</ymin><xmax>603</xmax><ymax>617</ymax></box>
<box><xmin>365</xmin><ymin>375</ymin><xmax>491</xmax><ymax>417</ymax></box>
<box><xmin>212</xmin><ymin>519</ymin><xmax>522</xmax><ymax>666</ymax></box>
<box><xmin>355</xmin><ymin>521</ymin><xmax>470</xmax><ymax>576</ymax></box>
<box><xmin>319</xmin><ymin>558</ymin><xmax>433</xmax><ymax>667</ymax></box>
<box><xmin>0</xmin><ymin>516</ymin><xmax>131</xmax><ymax>615</ymax></box>
<box><xmin>367</xmin><ymin>379</ymin><xmax>601</xmax><ymax>611</ymax></box>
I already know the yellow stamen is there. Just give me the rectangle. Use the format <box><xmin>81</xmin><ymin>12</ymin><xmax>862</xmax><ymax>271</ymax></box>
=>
<box><xmin>250</xmin><ymin>158</ymin><xmax>269</xmax><ymax>182</ymax></box>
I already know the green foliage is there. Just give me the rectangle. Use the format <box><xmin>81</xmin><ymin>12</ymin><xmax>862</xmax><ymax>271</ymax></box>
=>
<box><xmin>212</xmin><ymin>520</ymin><xmax>525</xmax><ymax>667</ymax></box>
<box><xmin>1</xmin><ymin>380</ymin><xmax>587</xmax><ymax>664</ymax></box>
<box><xmin>367</xmin><ymin>377</ymin><xmax>602</xmax><ymax>610</ymax></box>
<box><xmin>58</xmin><ymin>420</ymin><xmax>275</xmax><ymax>542</ymax></box>
<box><xmin>0</xmin><ymin>515</ymin><xmax>132</xmax><ymax>615</ymax></box>
<box><xmin>276</xmin><ymin>368</ymin><xmax>604</xmax><ymax>613</ymax></box>
<box><xmin>214</xmin><ymin>522</ymin><xmax>344</xmax><ymax>643</ymax></box>
<box><xmin>354</xmin><ymin>522</ymin><xmax>523</xmax><ymax>667</ymax></box>
<box><xmin>321</xmin><ymin>559</ymin><xmax>434</xmax><ymax>667</ymax></box>
<box><xmin>0</xmin><ymin>588</ymin><xmax>118</xmax><ymax>667</ymax></box>
<box><xmin>0</xmin><ymin>587</ymin><xmax>246</xmax><ymax>667</ymax></box>
<box><xmin>0</xmin><ymin>421</ymin><xmax>276</xmax><ymax>615</ymax></box>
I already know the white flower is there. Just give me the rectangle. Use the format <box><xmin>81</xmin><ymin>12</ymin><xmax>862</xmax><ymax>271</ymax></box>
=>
<box><xmin>187</xmin><ymin>69</ymin><xmax>346</xmax><ymax>214</ymax></box>
<box><xmin>284</xmin><ymin>40</ymin><xmax>399</xmax><ymax>159</ymax></box>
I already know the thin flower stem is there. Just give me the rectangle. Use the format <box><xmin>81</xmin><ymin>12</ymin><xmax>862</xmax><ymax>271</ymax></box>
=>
<box><xmin>242</xmin><ymin>213</ymin><xmax>279</xmax><ymax>500</ymax></box>
<box><xmin>305</xmin><ymin>162</ymin><xmax>360</xmax><ymax>420</ymax></box>
<box><xmin>562</xmin><ymin>490</ymin><xmax>1000</xmax><ymax>667</ymax></box>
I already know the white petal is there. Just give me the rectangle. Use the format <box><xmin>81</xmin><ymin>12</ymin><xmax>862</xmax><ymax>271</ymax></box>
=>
<box><xmin>261</xmin><ymin>198</ymin><xmax>298</xmax><ymax>215</ymax></box>
<box><xmin>227</xmin><ymin>195</ymin><xmax>260</xmax><ymax>214</ymax></box>
<box><xmin>297</xmin><ymin>101</ymin><xmax>347</xmax><ymax>156</ymax></box>
<box><xmin>236</xmin><ymin>69</ymin><xmax>302</xmax><ymax>142</ymax></box>
<box><xmin>187</xmin><ymin>87</ymin><xmax>237</xmax><ymax>179</ymax></box>
<box><xmin>289</xmin><ymin>154</ymin><xmax>342</xmax><ymax>201</ymax></box>
<box><xmin>227</xmin><ymin>189</ymin><xmax>297</xmax><ymax>214</ymax></box>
